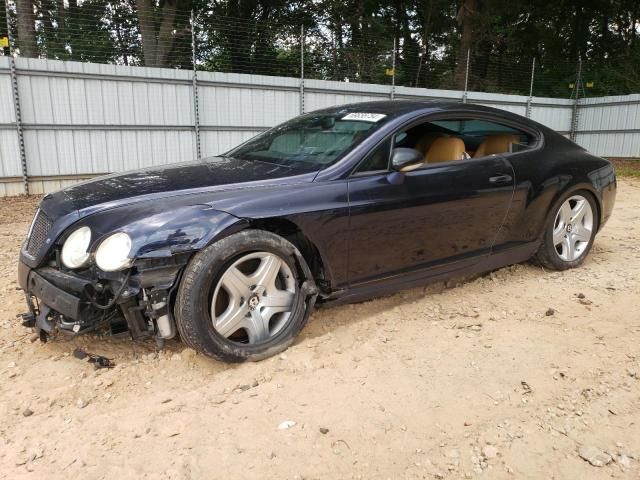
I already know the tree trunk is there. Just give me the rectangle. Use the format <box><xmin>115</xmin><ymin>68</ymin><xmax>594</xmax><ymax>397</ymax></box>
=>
<box><xmin>453</xmin><ymin>0</ymin><xmax>477</xmax><ymax>90</ymax></box>
<box><xmin>67</xmin><ymin>0</ymin><xmax>78</xmax><ymax>55</ymax></box>
<box><xmin>56</xmin><ymin>0</ymin><xmax>65</xmax><ymax>22</ymax></box>
<box><xmin>599</xmin><ymin>10</ymin><xmax>608</xmax><ymax>61</ymax></box>
<box><xmin>137</xmin><ymin>0</ymin><xmax>177</xmax><ymax>67</ymax></box>
<box><xmin>154</xmin><ymin>1</ymin><xmax>176</xmax><ymax>67</ymax></box>
<box><xmin>40</xmin><ymin>0</ymin><xmax>56</xmax><ymax>56</ymax></box>
<box><xmin>137</xmin><ymin>0</ymin><xmax>157</xmax><ymax>66</ymax></box>
<box><xmin>15</xmin><ymin>0</ymin><xmax>37</xmax><ymax>57</ymax></box>
<box><xmin>572</xmin><ymin>0</ymin><xmax>585</xmax><ymax>60</ymax></box>
<box><xmin>253</xmin><ymin>4</ymin><xmax>273</xmax><ymax>75</ymax></box>
<box><xmin>416</xmin><ymin>0</ymin><xmax>433</xmax><ymax>87</ymax></box>
<box><xmin>333</xmin><ymin>20</ymin><xmax>342</xmax><ymax>80</ymax></box>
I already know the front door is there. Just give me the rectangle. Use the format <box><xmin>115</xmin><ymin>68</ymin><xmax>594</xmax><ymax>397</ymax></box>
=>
<box><xmin>347</xmin><ymin>156</ymin><xmax>514</xmax><ymax>286</ymax></box>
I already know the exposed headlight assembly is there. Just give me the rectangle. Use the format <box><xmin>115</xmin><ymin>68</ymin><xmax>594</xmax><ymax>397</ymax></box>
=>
<box><xmin>95</xmin><ymin>232</ymin><xmax>133</xmax><ymax>272</ymax></box>
<box><xmin>61</xmin><ymin>226</ymin><xmax>91</xmax><ymax>269</ymax></box>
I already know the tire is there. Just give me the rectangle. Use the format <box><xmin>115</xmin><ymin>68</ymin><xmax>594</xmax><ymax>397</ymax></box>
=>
<box><xmin>175</xmin><ymin>229</ymin><xmax>308</xmax><ymax>362</ymax></box>
<box><xmin>535</xmin><ymin>190</ymin><xmax>599</xmax><ymax>271</ymax></box>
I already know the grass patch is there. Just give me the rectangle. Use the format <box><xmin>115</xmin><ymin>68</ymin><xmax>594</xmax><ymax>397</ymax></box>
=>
<box><xmin>609</xmin><ymin>158</ymin><xmax>640</xmax><ymax>178</ymax></box>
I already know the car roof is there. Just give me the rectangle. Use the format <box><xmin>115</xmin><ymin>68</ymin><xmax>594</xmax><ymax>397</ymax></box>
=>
<box><xmin>312</xmin><ymin>99</ymin><xmax>548</xmax><ymax>133</ymax></box>
<box><xmin>314</xmin><ymin>100</ymin><xmax>533</xmax><ymax>124</ymax></box>
<box><xmin>314</xmin><ymin>100</ymin><xmax>443</xmax><ymax>115</ymax></box>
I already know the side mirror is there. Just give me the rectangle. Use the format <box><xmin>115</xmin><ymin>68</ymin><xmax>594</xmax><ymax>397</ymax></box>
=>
<box><xmin>390</xmin><ymin>148</ymin><xmax>424</xmax><ymax>172</ymax></box>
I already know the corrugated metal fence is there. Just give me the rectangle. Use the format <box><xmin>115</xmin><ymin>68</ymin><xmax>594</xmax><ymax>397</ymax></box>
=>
<box><xmin>0</xmin><ymin>57</ymin><xmax>638</xmax><ymax>197</ymax></box>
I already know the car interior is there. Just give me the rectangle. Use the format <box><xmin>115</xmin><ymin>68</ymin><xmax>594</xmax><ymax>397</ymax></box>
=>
<box><xmin>262</xmin><ymin>115</ymin><xmax>534</xmax><ymax>173</ymax></box>
<box><xmin>265</xmin><ymin>118</ymin><xmax>376</xmax><ymax>164</ymax></box>
<box><xmin>391</xmin><ymin>118</ymin><xmax>533</xmax><ymax>170</ymax></box>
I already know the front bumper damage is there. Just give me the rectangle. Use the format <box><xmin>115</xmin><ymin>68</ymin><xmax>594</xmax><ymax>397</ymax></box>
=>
<box><xmin>19</xmin><ymin>268</ymin><xmax>82</xmax><ymax>335</ymax></box>
<box><xmin>18</xmin><ymin>254</ymin><xmax>189</xmax><ymax>343</ymax></box>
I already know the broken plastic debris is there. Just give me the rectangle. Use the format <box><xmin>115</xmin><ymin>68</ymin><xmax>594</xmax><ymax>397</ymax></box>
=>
<box><xmin>73</xmin><ymin>348</ymin><xmax>115</xmax><ymax>369</ymax></box>
<box><xmin>277</xmin><ymin>420</ymin><xmax>296</xmax><ymax>430</ymax></box>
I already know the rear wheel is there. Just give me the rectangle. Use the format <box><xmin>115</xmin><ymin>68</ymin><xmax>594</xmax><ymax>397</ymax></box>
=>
<box><xmin>535</xmin><ymin>191</ymin><xmax>598</xmax><ymax>270</ymax></box>
<box><xmin>175</xmin><ymin>230</ymin><xmax>308</xmax><ymax>362</ymax></box>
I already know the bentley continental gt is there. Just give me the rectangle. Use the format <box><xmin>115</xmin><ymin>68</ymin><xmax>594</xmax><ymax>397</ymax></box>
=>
<box><xmin>18</xmin><ymin>101</ymin><xmax>617</xmax><ymax>361</ymax></box>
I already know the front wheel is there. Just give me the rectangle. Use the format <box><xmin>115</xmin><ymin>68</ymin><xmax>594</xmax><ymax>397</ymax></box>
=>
<box><xmin>175</xmin><ymin>230</ymin><xmax>308</xmax><ymax>362</ymax></box>
<box><xmin>535</xmin><ymin>191</ymin><xmax>598</xmax><ymax>270</ymax></box>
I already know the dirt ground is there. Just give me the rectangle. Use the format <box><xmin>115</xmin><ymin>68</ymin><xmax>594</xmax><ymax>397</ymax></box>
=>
<box><xmin>0</xmin><ymin>180</ymin><xmax>639</xmax><ymax>480</ymax></box>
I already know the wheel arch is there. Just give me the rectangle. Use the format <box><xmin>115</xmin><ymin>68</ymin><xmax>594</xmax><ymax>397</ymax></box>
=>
<box><xmin>245</xmin><ymin>218</ymin><xmax>330</xmax><ymax>293</ymax></box>
<box><xmin>174</xmin><ymin>228</ymin><xmax>314</xmax><ymax>362</ymax></box>
<box><xmin>545</xmin><ymin>182</ymin><xmax>602</xmax><ymax>237</ymax></box>
<box><xmin>194</xmin><ymin>214</ymin><xmax>330</xmax><ymax>294</ymax></box>
<box><xmin>533</xmin><ymin>183</ymin><xmax>601</xmax><ymax>270</ymax></box>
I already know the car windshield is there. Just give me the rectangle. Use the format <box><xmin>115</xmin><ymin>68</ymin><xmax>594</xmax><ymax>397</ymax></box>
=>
<box><xmin>225</xmin><ymin>111</ymin><xmax>389</xmax><ymax>168</ymax></box>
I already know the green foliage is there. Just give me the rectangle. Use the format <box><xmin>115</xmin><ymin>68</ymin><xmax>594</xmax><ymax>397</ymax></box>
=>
<box><xmin>5</xmin><ymin>0</ymin><xmax>640</xmax><ymax>97</ymax></box>
<box><xmin>610</xmin><ymin>159</ymin><xmax>640</xmax><ymax>178</ymax></box>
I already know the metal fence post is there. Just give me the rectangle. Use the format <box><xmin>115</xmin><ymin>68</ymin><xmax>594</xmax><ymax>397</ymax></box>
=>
<box><xmin>4</xmin><ymin>0</ymin><xmax>28</xmax><ymax>194</ymax></box>
<box><xmin>570</xmin><ymin>56</ymin><xmax>582</xmax><ymax>142</ymax></box>
<box><xmin>462</xmin><ymin>48</ymin><xmax>470</xmax><ymax>103</ymax></box>
<box><xmin>299</xmin><ymin>25</ymin><xmax>305</xmax><ymax>114</ymax></box>
<box><xmin>191</xmin><ymin>10</ymin><xmax>201</xmax><ymax>161</ymax></box>
<box><xmin>390</xmin><ymin>38</ymin><xmax>396</xmax><ymax>100</ymax></box>
<box><xmin>526</xmin><ymin>57</ymin><xmax>535</xmax><ymax>119</ymax></box>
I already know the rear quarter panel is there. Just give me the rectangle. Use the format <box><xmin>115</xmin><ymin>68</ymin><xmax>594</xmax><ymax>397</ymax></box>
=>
<box><xmin>495</xmin><ymin>128</ymin><xmax>616</xmax><ymax>250</ymax></box>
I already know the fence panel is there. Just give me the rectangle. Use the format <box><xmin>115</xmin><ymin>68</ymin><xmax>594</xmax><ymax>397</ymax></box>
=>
<box><xmin>197</xmin><ymin>71</ymin><xmax>299</xmax><ymax>154</ymax></box>
<box><xmin>530</xmin><ymin>106</ymin><xmax>574</xmax><ymax>135</ymax></box>
<box><xmin>13</xmin><ymin>58</ymin><xmax>196</xmax><ymax>194</ymax></box>
<box><xmin>0</xmin><ymin>57</ymin><xmax>23</xmax><ymax>196</ymax></box>
<box><xmin>576</xmin><ymin>95</ymin><xmax>640</xmax><ymax>157</ymax></box>
<box><xmin>304</xmin><ymin>79</ymin><xmax>390</xmax><ymax>112</ymax></box>
<box><xmin>0</xmin><ymin>58</ymin><xmax>638</xmax><ymax>196</ymax></box>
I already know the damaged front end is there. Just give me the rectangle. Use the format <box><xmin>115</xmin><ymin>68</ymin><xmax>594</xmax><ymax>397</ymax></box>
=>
<box><xmin>17</xmin><ymin>196</ymin><xmax>244</xmax><ymax>345</ymax></box>
<box><xmin>19</xmin><ymin>251</ymin><xmax>188</xmax><ymax>344</ymax></box>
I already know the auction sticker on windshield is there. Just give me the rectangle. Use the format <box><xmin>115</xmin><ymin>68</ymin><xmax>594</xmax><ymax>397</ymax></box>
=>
<box><xmin>342</xmin><ymin>113</ymin><xmax>387</xmax><ymax>122</ymax></box>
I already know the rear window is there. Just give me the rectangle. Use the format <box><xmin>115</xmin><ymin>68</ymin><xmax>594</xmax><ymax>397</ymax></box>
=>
<box><xmin>431</xmin><ymin>119</ymin><xmax>522</xmax><ymax>135</ymax></box>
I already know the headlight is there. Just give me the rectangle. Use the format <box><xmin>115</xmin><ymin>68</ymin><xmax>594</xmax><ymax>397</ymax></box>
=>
<box><xmin>95</xmin><ymin>232</ymin><xmax>132</xmax><ymax>272</ymax></box>
<box><xmin>61</xmin><ymin>226</ymin><xmax>91</xmax><ymax>269</ymax></box>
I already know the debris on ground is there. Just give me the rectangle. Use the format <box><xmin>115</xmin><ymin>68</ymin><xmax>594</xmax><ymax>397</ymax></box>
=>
<box><xmin>73</xmin><ymin>348</ymin><xmax>115</xmax><ymax>369</ymax></box>
<box><xmin>578</xmin><ymin>445</ymin><xmax>613</xmax><ymax>467</ymax></box>
<box><xmin>521</xmin><ymin>381</ymin><xmax>533</xmax><ymax>394</ymax></box>
<box><xmin>277</xmin><ymin>420</ymin><xmax>296</xmax><ymax>430</ymax></box>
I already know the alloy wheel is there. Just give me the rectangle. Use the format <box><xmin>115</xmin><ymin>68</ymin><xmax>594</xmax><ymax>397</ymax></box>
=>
<box><xmin>211</xmin><ymin>252</ymin><xmax>296</xmax><ymax>344</ymax></box>
<box><xmin>552</xmin><ymin>195</ymin><xmax>594</xmax><ymax>262</ymax></box>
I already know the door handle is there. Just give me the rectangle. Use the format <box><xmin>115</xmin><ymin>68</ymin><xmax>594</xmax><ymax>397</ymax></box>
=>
<box><xmin>489</xmin><ymin>174</ymin><xmax>512</xmax><ymax>184</ymax></box>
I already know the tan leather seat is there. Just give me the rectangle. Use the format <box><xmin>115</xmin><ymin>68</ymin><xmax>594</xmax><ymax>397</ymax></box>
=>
<box><xmin>414</xmin><ymin>132</ymin><xmax>445</xmax><ymax>157</ymax></box>
<box><xmin>424</xmin><ymin>137</ymin><xmax>468</xmax><ymax>164</ymax></box>
<box><xmin>474</xmin><ymin>134</ymin><xmax>520</xmax><ymax>158</ymax></box>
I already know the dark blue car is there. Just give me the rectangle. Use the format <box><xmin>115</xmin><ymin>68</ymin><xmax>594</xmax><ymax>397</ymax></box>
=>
<box><xmin>18</xmin><ymin>101</ymin><xmax>617</xmax><ymax>361</ymax></box>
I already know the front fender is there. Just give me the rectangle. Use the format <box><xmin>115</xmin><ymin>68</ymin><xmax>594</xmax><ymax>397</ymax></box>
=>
<box><xmin>80</xmin><ymin>204</ymin><xmax>246</xmax><ymax>260</ymax></box>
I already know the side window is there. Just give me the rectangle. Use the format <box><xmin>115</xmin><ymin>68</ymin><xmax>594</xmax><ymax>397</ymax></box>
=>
<box><xmin>352</xmin><ymin>116</ymin><xmax>536</xmax><ymax>174</ymax></box>
<box><xmin>430</xmin><ymin>118</ymin><xmax>533</xmax><ymax>158</ymax></box>
<box><xmin>464</xmin><ymin>119</ymin><xmax>532</xmax><ymax>158</ymax></box>
<box><xmin>354</xmin><ymin>138</ymin><xmax>392</xmax><ymax>174</ymax></box>
<box><xmin>393</xmin><ymin>132</ymin><xmax>408</xmax><ymax>146</ymax></box>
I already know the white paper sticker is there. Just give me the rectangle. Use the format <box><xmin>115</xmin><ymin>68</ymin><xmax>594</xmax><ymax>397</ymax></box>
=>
<box><xmin>342</xmin><ymin>112</ymin><xmax>387</xmax><ymax>122</ymax></box>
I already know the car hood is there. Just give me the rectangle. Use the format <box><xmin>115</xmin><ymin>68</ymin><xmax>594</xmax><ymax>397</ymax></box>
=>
<box><xmin>40</xmin><ymin>156</ymin><xmax>316</xmax><ymax>218</ymax></box>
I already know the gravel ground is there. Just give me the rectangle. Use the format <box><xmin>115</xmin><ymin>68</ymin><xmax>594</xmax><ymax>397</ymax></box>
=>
<box><xmin>0</xmin><ymin>179</ymin><xmax>639</xmax><ymax>480</ymax></box>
